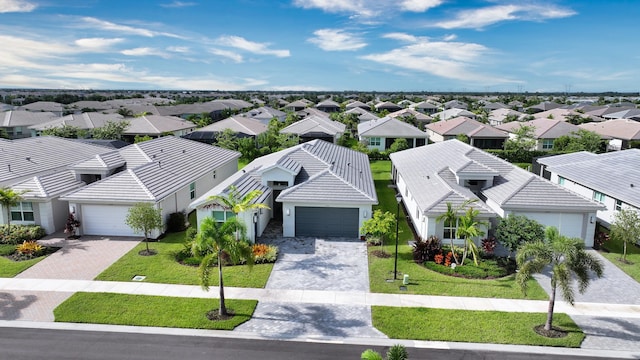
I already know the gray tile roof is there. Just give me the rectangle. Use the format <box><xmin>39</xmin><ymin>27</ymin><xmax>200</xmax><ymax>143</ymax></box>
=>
<box><xmin>197</xmin><ymin>115</ymin><xmax>267</xmax><ymax>136</ymax></box>
<box><xmin>2</xmin><ymin>110</ymin><xmax>58</xmax><ymax>127</ymax></box>
<box><xmin>280</xmin><ymin>115</ymin><xmax>345</xmax><ymax>136</ymax></box>
<box><xmin>539</xmin><ymin>149</ymin><xmax>640</xmax><ymax>208</ymax></box>
<box><xmin>61</xmin><ymin>136</ymin><xmax>240</xmax><ymax>203</ymax></box>
<box><xmin>124</xmin><ymin>115</ymin><xmax>196</xmax><ymax>135</ymax></box>
<box><xmin>579</xmin><ymin>119</ymin><xmax>640</xmax><ymax>140</ymax></box>
<box><xmin>358</xmin><ymin>116</ymin><xmax>427</xmax><ymax>138</ymax></box>
<box><xmin>0</xmin><ymin>136</ymin><xmax>114</xmax><ymax>186</ymax></box>
<box><xmin>29</xmin><ymin>112</ymin><xmax>125</xmax><ymax>131</ymax></box>
<box><xmin>427</xmin><ymin>117</ymin><xmax>507</xmax><ymax>138</ymax></box>
<box><xmin>70</xmin><ymin>151</ymin><xmax>126</xmax><ymax>171</ymax></box>
<box><xmin>12</xmin><ymin>170</ymin><xmax>83</xmax><ymax>199</ymax></box>
<box><xmin>18</xmin><ymin>101</ymin><xmax>64</xmax><ymax>113</ymax></box>
<box><xmin>496</xmin><ymin>118</ymin><xmax>580</xmax><ymax>139</ymax></box>
<box><xmin>390</xmin><ymin>140</ymin><xmax>603</xmax><ymax>215</ymax></box>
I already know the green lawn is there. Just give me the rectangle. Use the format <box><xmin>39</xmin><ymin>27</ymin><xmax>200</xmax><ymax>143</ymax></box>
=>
<box><xmin>372</xmin><ymin>306</ymin><xmax>584</xmax><ymax>347</ymax></box>
<box><xmin>54</xmin><ymin>292</ymin><xmax>256</xmax><ymax>330</ymax></box>
<box><xmin>368</xmin><ymin>160</ymin><xmax>547</xmax><ymax>300</ymax></box>
<box><xmin>95</xmin><ymin>213</ymin><xmax>273</xmax><ymax>288</ymax></box>
<box><xmin>0</xmin><ymin>244</ymin><xmax>49</xmax><ymax>278</ymax></box>
<box><xmin>600</xmin><ymin>236</ymin><xmax>640</xmax><ymax>283</ymax></box>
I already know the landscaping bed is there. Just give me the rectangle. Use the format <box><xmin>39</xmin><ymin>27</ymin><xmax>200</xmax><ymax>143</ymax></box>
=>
<box><xmin>0</xmin><ymin>242</ymin><xmax>59</xmax><ymax>278</ymax></box>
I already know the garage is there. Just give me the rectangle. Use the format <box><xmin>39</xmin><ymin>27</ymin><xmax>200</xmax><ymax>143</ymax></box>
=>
<box><xmin>82</xmin><ymin>204</ymin><xmax>135</xmax><ymax>236</ymax></box>
<box><xmin>295</xmin><ymin>207</ymin><xmax>359</xmax><ymax>238</ymax></box>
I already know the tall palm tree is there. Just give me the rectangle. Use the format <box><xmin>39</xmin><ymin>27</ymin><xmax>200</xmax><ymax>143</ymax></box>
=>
<box><xmin>0</xmin><ymin>187</ymin><xmax>28</xmax><ymax>234</ymax></box>
<box><xmin>516</xmin><ymin>226</ymin><xmax>603</xmax><ymax>332</ymax></box>
<box><xmin>207</xmin><ymin>185</ymin><xmax>270</xmax><ymax>240</ymax></box>
<box><xmin>192</xmin><ymin>216</ymin><xmax>254</xmax><ymax>317</ymax></box>
<box><xmin>456</xmin><ymin>207</ymin><xmax>486</xmax><ymax>266</ymax></box>
<box><xmin>435</xmin><ymin>199</ymin><xmax>477</xmax><ymax>265</ymax></box>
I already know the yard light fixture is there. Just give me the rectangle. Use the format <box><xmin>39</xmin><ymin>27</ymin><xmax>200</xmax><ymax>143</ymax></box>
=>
<box><xmin>394</xmin><ymin>193</ymin><xmax>402</xmax><ymax>280</ymax></box>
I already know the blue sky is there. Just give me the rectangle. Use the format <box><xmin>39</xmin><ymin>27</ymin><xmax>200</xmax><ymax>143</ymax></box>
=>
<box><xmin>0</xmin><ymin>0</ymin><xmax>638</xmax><ymax>92</ymax></box>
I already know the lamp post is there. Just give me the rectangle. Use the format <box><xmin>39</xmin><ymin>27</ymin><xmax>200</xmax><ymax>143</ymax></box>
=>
<box><xmin>394</xmin><ymin>193</ymin><xmax>402</xmax><ymax>280</ymax></box>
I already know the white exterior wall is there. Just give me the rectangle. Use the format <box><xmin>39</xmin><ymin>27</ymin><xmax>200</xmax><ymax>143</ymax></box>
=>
<box><xmin>427</xmin><ymin>130</ymin><xmax>445</xmax><ymax>143</ymax></box>
<box><xmin>505</xmin><ymin>209</ymin><xmax>596</xmax><ymax>247</ymax></box>
<box><xmin>360</xmin><ymin>136</ymin><xmax>386</xmax><ymax>152</ymax></box>
<box><xmin>281</xmin><ymin>202</ymin><xmax>372</xmax><ymax>238</ymax></box>
<box><xmin>261</xmin><ymin>168</ymin><xmax>295</xmax><ymax>186</ymax></box>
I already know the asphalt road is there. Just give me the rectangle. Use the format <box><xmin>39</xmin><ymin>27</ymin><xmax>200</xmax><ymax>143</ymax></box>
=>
<box><xmin>0</xmin><ymin>327</ymin><xmax>617</xmax><ymax>360</ymax></box>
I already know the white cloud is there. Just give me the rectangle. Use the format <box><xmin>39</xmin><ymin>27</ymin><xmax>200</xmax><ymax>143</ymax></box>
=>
<box><xmin>74</xmin><ymin>38</ymin><xmax>124</xmax><ymax>51</ymax></box>
<box><xmin>443</xmin><ymin>34</ymin><xmax>457</xmax><ymax>41</ymax></box>
<box><xmin>362</xmin><ymin>34</ymin><xmax>507</xmax><ymax>83</ymax></box>
<box><xmin>383</xmin><ymin>32</ymin><xmax>418</xmax><ymax>43</ymax></box>
<box><xmin>79</xmin><ymin>17</ymin><xmax>184</xmax><ymax>38</ymax></box>
<box><xmin>433</xmin><ymin>4</ymin><xmax>576</xmax><ymax>29</ymax></box>
<box><xmin>308</xmin><ymin>29</ymin><xmax>367</xmax><ymax>51</ymax></box>
<box><xmin>166</xmin><ymin>46</ymin><xmax>189</xmax><ymax>53</ymax></box>
<box><xmin>216</xmin><ymin>35</ymin><xmax>290</xmax><ymax>57</ymax></box>
<box><xmin>160</xmin><ymin>1</ymin><xmax>196</xmax><ymax>8</ymax></box>
<box><xmin>121</xmin><ymin>47</ymin><xmax>170</xmax><ymax>58</ymax></box>
<box><xmin>0</xmin><ymin>0</ymin><xmax>36</xmax><ymax>13</ymax></box>
<box><xmin>209</xmin><ymin>48</ymin><xmax>244</xmax><ymax>63</ymax></box>
<box><xmin>269</xmin><ymin>84</ymin><xmax>328</xmax><ymax>91</ymax></box>
<box><xmin>400</xmin><ymin>0</ymin><xmax>443</xmax><ymax>12</ymax></box>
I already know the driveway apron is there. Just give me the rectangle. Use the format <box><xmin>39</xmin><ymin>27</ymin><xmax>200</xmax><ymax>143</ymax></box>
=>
<box><xmin>3</xmin><ymin>233</ymin><xmax>139</xmax><ymax>322</ymax></box>
<box><xmin>534</xmin><ymin>250</ymin><xmax>640</xmax><ymax>351</ymax></box>
<box><xmin>236</xmin><ymin>231</ymin><xmax>386</xmax><ymax>339</ymax></box>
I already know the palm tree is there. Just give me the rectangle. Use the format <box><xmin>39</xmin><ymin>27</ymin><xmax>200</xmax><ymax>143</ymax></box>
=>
<box><xmin>0</xmin><ymin>187</ymin><xmax>28</xmax><ymax>234</ymax></box>
<box><xmin>192</xmin><ymin>216</ymin><xmax>254</xmax><ymax>317</ymax></box>
<box><xmin>456</xmin><ymin>207</ymin><xmax>486</xmax><ymax>266</ymax></box>
<box><xmin>207</xmin><ymin>185</ymin><xmax>270</xmax><ymax>240</ymax></box>
<box><xmin>435</xmin><ymin>199</ymin><xmax>477</xmax><ymax>265</ymax></box>
<box><xmin>516</xmin><ymin>226</ymin><xmax>603</xmax><ymax>332</ymax></box>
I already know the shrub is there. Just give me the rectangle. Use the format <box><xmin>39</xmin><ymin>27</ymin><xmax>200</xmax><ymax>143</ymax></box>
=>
<box><xmin>481</xmin><ymin>236</ymin><xmax>497</xmax><ymax>255</ymax></box>
<box><xmin>434</xmin><ymin>253</ymin><xmax>444</xmax><ymax>265</ymax></box>
<box><xmin>366</xmin><ymin>235</ymin><xmax>383</xmax><ymax>246</ymax></box>
<box><xmin>252</xmin><ymin>243</ymin><xmax>278</xmax><ymax>264</ymax></box>
<box><xmin>424</xmin><ymin>258</ymin><xmax>508</xmax><ymax>279</ymax></box>
<box><xmin>412</xmin><ymin>236</ymin><xmax>442</xmax><ymax>263</ymax></box>
<box><xmin>16</xmin><ymin>240</ymin><xmax>44</xmax><ymax>258</ymax></box>
<box><xmin>166</xmin><ymin>212</ymin><xmax>187</xmax><ymax>232</ymax></box>
<box><xmin>0</xmin><ymin>225</ymin><xmax>46</xmax><ymax>245</ymax></box>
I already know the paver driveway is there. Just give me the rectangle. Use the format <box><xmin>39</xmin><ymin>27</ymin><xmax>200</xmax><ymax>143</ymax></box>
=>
<box><xmin>2</xmin><ymin>233</ymin><xmax>140</xmax><ymax>321</ymax></box>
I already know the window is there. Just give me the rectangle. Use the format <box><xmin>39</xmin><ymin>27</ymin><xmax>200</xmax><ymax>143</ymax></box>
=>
<box><xmin>593</xmin><ymin>191</ymin><xmax>606</xmax><ymax>203</ymax></box>
<box><xmin>542</xmin><ymin>139</ymin><xmax>554</xmax><ymax>150</ymax></box>
<box><xmin>11</xmin><ymin>202</ymin><xmax>34</xmax><ymax>222</ymax></box>
<box><xmin>212</xmin><ymin>210</ymin><xmax>235</xmax><ymax>223</ymax></box>
<box><xmin>189</xmin><ymin>182</ymin><xmax>196</xmax><ymax>199</ymax></box>
<box><xmin>369</xmin><ymin>137</ymin><xmax>381</xmax><ymax>146</ymax></box>
<box><xmin>443</xmin><ymin>219</ymin><xmax>457</xmax><ymax>239</ymax></box>
<box><xmin>615</xmin><ymin>199</ymin><xmax>623</xmax><ymax>211</ymax></box>
<box><xmin>558</xmin><ymin>176</ymin><xmax>565</xmax><ymax>186</ymax></box>
<box><xmin>273</xmin><ymin>181</ymin><xmax>288</xmax><ymax>187</ymax></box>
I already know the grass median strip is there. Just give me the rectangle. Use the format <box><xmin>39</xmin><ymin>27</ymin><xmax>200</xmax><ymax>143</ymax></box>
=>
<box><xmin>372</xmin><ymin>306</ymin><xmax>584</xmax><ymax>347</ymax></box>
<box><xmin>54</xmin><ymin>292</ymin><xmax>257</xmax><ymax>330</ymax></box>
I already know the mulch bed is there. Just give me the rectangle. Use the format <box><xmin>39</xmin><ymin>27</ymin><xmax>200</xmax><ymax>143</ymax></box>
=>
<box><xmin>207</xmin><ymin>309</ymin><xmax>235</xmax><ymax>321</ymax></box>
<box><xmin>534</xmin><ymin>325</ymin><xmax>568</xmax><ymax>338</ymax></box>
<box><xmin>5</xmin><ymin>246</ymin><xmax>59</xmax><ymax>261</ymax></box>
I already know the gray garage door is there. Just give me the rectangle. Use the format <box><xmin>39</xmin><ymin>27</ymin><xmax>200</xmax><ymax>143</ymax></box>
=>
<box><xmin>295</xmin><ymin>207</ymin><xmax>359</xmax><ymax>238</ymax></box>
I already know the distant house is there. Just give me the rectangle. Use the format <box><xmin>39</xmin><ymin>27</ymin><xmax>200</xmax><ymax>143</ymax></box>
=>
<box><xmin>537</xmin><ymin>149</ymin><xmax>640</xmax><ymax>227</ymax></box>
<box><xmin>482</xmin><ymin>102</ymin><xmax>509</xmax><ymax>111</ymax></box>
<box><xmin>190</xmin><ymin>140</ymin><xmax>377</xmax><ymax>241</ymax></box>
<box><xmin>496</xmin><ymin>118</ymin><xmax>582</xmax><ymax>151</ymax></box>
<box><xmin>315</xmin><ymin>99</ymin><xmax>341</xmax><ymax>113</ymax></box>
<box><xmin>284</xmin><ymin>99</ymin><xmax>313</xmax><ymax>112</ymax></box>
<box><xmin>432</xmin><ymin>108</ymin><xmax>476</xmax><ymax>121</ymax></box>
<box><xmin>344</xmin><ymin>100</ymin><xmax>371</xmax><ymax>111</ymax></box>
<box><xmin>18</xmin><ymin>101</ymin><xmax>65</xmax><ymax>117</ymax></box>
<box><xmin>444</xmin><ymin>100</ymin><xmax>468</xmax><ymax>110</ymax></box>
<box><xmin>280</xmin><ymin>114</ymin><xmax>345</xmax><ymax>143</ymax></box>
<box><xmin>1</xmin><ymin>110</ymin><xmax>58</xmax><ymax>139</ymax></box>
<box><xmin>242</xmin><ymin>106</ymin><xmax>287</xmax><ymax>124</ymax></box>
<box><xmin>344</xmin><ymin>107</ymin><xmax>379</xmax><ymax>122</ymax></box>
<box><xmin>390</xmin><ymin>140</ymin><xmax>603</xmax><ymax>247</ymax></box>
<box><xmin>579</xmin><ymin>119</ymin><xmax>640</xmax><ymax>150</ymax></box>
<box><xmin>374</xmin><ymin>101</ymin><xmax>402</xmax><ymax>113</ymax></box>
<box><xmin>29</xmin><ymin>112</ymin><xmax>125</xmax><ymax>137</ymax></box>
<box><xmin>426</xmin><ymin>116</ymin><xmax>508</xmax><ymax>149</ymax></box>
<box><xmin>182</xmin><ymin>115</ymin><xmax>267</xmax><ymax>144</ymax></box>
<box><xmin>525</xmin><ymin>101</ymin><xmax>563</xmax><ymax>114</ymax></box>
<box><xmin>123</xmin><ymin>115</ymin><xmax>197</xmax><ymax>141</ymax></box>
<box><xmin>387</xmin><ymin>108</ymin><xmax>432</xmax><ymax>128</ymax></box>
<box><xmin>357</xmin><ymin>117</ymin><xmax>428</xmax><ymax>151</ymax></box>
<box><xmin>488</xmin><ymin>108</ymin><xmax>523</xmax><ymax>126</ymax></box>
<box><xmin>410</xmin><ymin>101</ymin><xmax>439</xmax><ymax>115</ymax></box>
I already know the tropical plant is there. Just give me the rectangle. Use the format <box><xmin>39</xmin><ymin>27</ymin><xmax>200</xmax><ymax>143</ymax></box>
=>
<box><xmin>609</xmin><ymin>208</ymin><xmax>640</xmax><ymax>263</ymax></box>
<box><xmin>91</xmin><ymin>120</ymin><xmax>130</xmax><ymax>140</ymax></box>
<box><xmin>125</xmin><ymin>202</ymin><xmax>163</xmax><ymax>255</ymax></box>
<box><xmin>516</xmin><ymin>226</ymin><xmax>603</xmax><ymax>333</ymax></box>
<box><xmin>360</xmin><ymin>209</ymin><xmax>396</xmax><ymax>253</ymax></box>
<box><xmin>0</xmin><ymin>187</ymin><xmax>29</xmax><ymax>234</ymax></box>
<box><xmin>206</xmin><ymin>186</ymin><xmax>270</xmax><ymax>240</ymax></box>
<box><xmin>435</xmin><ymin>199</ymin><xmax>477</xmax><ymax>265</ymax></box>
<box><xmin>504</xmin><ymin>124</ymin><xmax>536</xmax><ymax>152</ymax></box>
<box><xmin>64</xmin><ymin>212</ymin><xmax>80</xmax><ymax>238</ymax></box>
<box><xmin>412</xmin><ymin>235</ymin><xmax>441</xmax><ymax>263</ymax></box>
<box><xmin>457</xmin><ymin>207</ymin><xmax>487</xmax><ymax>266</ymax></box>
<box><xmin>495</xmin><ymin>214</ymin><xmax>545</xmax><ymax>258</ymax></box>
<box><xmin>361</xmin><ymin>344</ymin><xmax>408</xmax><ymax>360</ymax></box>
<box><xmin>192</xmin><ymin>216</ymin><xmax>254</xmax><ymax>317</ymax></box>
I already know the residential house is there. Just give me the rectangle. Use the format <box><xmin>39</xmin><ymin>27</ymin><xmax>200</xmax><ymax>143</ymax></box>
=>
<box><xmin>18</xmin><ymin>101</ymin><xmax>65</xmax><ymax>116</ymax></box>
<box><xmin>525</xmin><ymin>101</ymin><xmax>562</xmax><ymax>114</ymax></box>
<box><xmin>482</xmin><ymin>102</ymin><xmax>509</xmax><ymax>111</ymax></box>
<box><xmin>344</xmin><ymin>100</ymin><xmax>371</xmax><ymax>111</ymax></box>
<box><xmin>29</xmin><ymin>112</ymin><xmax>125</xmax><ymax>137</ymax></box>
<box><xmin>496</xmin><ymin>118</ymin><xmax>581</xmax><ymax>151</ymax></box>
<box><xmin>190</xmin><ymin>139</ymin><xmax>377</xmax><ymax>241</ymax></box>
<box><xmin>410</xmin><ymin>101</ymin><xmax>439</xmax><ymax>115</ymax></box>
<box><xmin>488</xmin><ymin>108</ymin><xmax>523</xmax><ymax>126</ymax></box>
<box><xmin>60</xmin><ymin>136</ymin><xmax>240</xmax><ymax>237</ymax></box>
<box><xmin>601</xmin><ymin>108</ymin><xmax>640</xmax><ymax>121</ymax></box>
<box><xmin>241</xmin><ymin>106</ymin><xmax>287</xmax><ymax>124</ymax></box>
<box><xmin>432</xmin><ymin>108</ymin><xmax>476</xmax><ymax>121</ymax></box>
<box><xmin>374</xmin><ymin>101</ymin><xmax>402</xmax><ymax>113</ymax></box>
<box><xmin>358</xmin><ymin>116</ymin><xmax>427</xmax><ymax>151</ymax></box>
<box><xmin>444</xmin><ymin>100</ymin><xmax>468</xmax><ymax>110</ymax></box>
<box><xmin>344</xmin><ymin>107</ymin><xmax>379</xmax><ymax>122</ymax></box>
<box><xmin>1</xmin><ymin>110</ymin><xmax>59</xmax><ymax>139</ymax></box>
<box><xmin>387</xmin><ymin>108</ymin><xmax>432</xmax><ymax>128</ymax></box>
<box><xmin>279</xmin><ymin>114</ymin><xmax>345</xmax><ymax>143</ymax></box>
<box><xmin>283</xmin><ymin>99</ymin><xmax>313</xmax><ymax>112</ymax></box>
<box><xmin>315</xmin><ymin>99</ymin><xmax>341</xmax><ymax>113</ymax></box>
<box><xmin>390</xmin><ymin>140</ymin><xmax>603</xmax><ymax>247</ymax></box>
<box><xmin>579</xmin><ymin>119</ymin><xmax>640</xmax><ymax>150</ymax></box>
<box><xmin>122</xmin><ymin>115</ymin><xmax>197</xmax><ymax>142</ymax></box>
<box><xmin>537</xmin><ymin>149</ymin><xmax>640</xmax><ymax>227</ymax></box>
<box><xmin>426</xmin><ymin>116</ymin><xmax>508</xmax><ymax>149</ymax></box>
<box><xmin>182</xmin><ymin>115</ymin><xmax>267</xmax><ymax>144</ymax></box>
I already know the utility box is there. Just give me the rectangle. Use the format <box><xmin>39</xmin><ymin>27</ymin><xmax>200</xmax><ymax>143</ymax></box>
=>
<box><xmin>403</xmin><ymin>274</ymin><xmax>409</xmax><ymax>285</ymax></box>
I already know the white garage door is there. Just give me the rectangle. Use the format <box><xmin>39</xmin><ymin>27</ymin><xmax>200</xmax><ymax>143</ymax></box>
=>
<box><xmin>82</xmin><ymin>204</ymin><xmax>135</xmax><ymax>236</ymax></box>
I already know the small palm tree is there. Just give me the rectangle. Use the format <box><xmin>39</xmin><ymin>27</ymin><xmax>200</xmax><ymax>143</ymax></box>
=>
<box><xmin>0</xmin><ymin>187</ymin><xmax>29</xmax><ymax>234</ymax></box>
<box><xmin>207</xmin><ymin>185</ymin><xmax>270</xmax><ymax>240</ymax></box>
<box><xmin>361</xmin><ymin>344</ymin><xmax>408</xmax><ymax>360</ymax></box>
<box><xmin>192</xmin><ymin>216</ymin><xmax>254</xmax><ymax>317</ymax></box>
<box><xmin>457</xmin><ymin>207</ymin><xmax>486</xmax><ymax>266</ymax></box>
<box><xmin>516</xmin><ymin>226</ymin><xmax>603</xmax><ymax>332</ymax></box>
<box><xmin>435</xmin><ymin>199</ymin><xmax>477</xmax><ymax>265</ymax></box>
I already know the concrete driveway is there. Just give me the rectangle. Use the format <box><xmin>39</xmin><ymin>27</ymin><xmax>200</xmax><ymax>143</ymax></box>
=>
<box><xmin>2</xmin><ymin>232</ymin><xmax>140</xmax><ymax>321</ymax></box>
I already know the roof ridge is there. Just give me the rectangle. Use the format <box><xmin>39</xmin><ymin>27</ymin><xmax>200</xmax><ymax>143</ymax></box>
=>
<box><xmin>33</xmin><ymin>176</ymin><xmax>47</xmax><ymax>198</ymax></box>
<box><xmin>128</xmin><ymin>168</ymin><xmax>155</xmax><ymax>200</ymax></box>
<box><xmin>232</xmin><ymin>117</ymin><xmax>256</xmax><ymax>134</ymax></box>
<box><xmin>328</xmin><ymin>167</ymin><xmax>376</xmax><ymax>201</ymax></box>
<box><xmin>96</xmin><ymin>154</ymin><xmax>108</xmax><ymax>167</ymax></box>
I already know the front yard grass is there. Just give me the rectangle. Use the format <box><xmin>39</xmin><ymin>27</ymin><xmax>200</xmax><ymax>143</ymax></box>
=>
<box><xmin>95</xmin><ymin>213</ymin><xmax>273</xmax><ymax>288</ymax></box>
<box><xmin>54</xmin><ymin>292</ymin><xmax>256</xmax><ymax>330</ymax></box>
<box><xmin>368</xmin><ymin>160</ymin><xmax>547</xmax><ymax>300</ymax></box>
<box><xmin>0</xmin><ymin>244</ymin><xmax>49</xmax><ymax>278</ymax></box>
<box><xmin>600</xmin><ymin>235</ymin><xmax>640</xmax><ymax>283</ymax></box>
<box><xmin>372</xmin><ymin>306</ymin><xmax>584</xmax><ymax>347</ymax></box>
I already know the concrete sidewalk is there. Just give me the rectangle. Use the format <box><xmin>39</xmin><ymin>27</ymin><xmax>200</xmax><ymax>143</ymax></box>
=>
<box><xmin>1</xmin><ymin>277</ymin><xmax>639</xmax><ymax>319</ymax></box>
